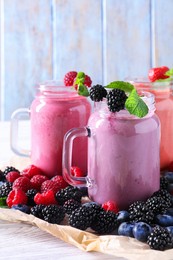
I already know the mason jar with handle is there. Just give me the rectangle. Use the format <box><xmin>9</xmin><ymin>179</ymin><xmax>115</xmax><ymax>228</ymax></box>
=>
<box><xmin>11</xmin><ymin>81</ymin><xmax>91</xmax><ymax>177</ymax></box>
<box><xmin>63</xmin><ymin>91</ymin><xmax>160</xmax><ymax>209</ymax></box>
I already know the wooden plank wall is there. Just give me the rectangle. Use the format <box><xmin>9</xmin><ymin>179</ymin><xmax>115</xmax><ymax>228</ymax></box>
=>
<box><xmin>0</xmin><ymin>0</ymin><xmax>173</xmax><ymax>120</ymax></box>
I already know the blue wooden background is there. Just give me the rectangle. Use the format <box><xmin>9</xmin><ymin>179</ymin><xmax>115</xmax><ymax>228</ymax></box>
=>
<box><xmin>0</xmin><ymin>0</ymin><xmax>173</xmax><ymax>120</ymax></box>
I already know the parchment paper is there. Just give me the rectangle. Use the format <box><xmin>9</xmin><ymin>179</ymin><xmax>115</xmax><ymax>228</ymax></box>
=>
<box><xmin>0</xmin><ymin>157</ymin><xmax>173</xmax><ymax>259</ymax></box>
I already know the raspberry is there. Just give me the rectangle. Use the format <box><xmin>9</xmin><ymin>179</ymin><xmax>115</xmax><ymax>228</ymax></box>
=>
<box><xmin>12</xmin><ymin>176</ymin><xmax>31</xmax><ymax>192</ymax></box>
<box><xmin>30</xmin><ymin>175</ymin><xmax>48</xmax><ymax>191</ymax></box>
<box><xmin>34</xmin><ymin>190</ymin><xmax>57</xmax><ymax>205</ymax></box>
<box><xmin>107</xmin><ymin>89</ymin><xmax>127</xmax><ymax>112</ymax></box>
<box><xmin>6</xmin><ymin>171</ymin><xmax>20</xmax><ymax>183</ymax></box>
<box><xmin>40</xmin><ymin>180</ymin><xmax>61</xmax><ymax>194</ymax></box>
<box><xmin>102</xmin><ymin>200</ymin><xmax>119</xmax><ymax>214</ymax></box>
<box><xmin>21</xmin><ymin>165</ymin><xmax>44</xmax><ymax>179</ymax></box>
<box><xmin>89</xmin><ymin>85</ymin><xmax>107</xmax><ymax>102</ymax></box>
<box><xmin>71</xmin><ymin>166</ymin><xmax>85</xmax><ymax>178</ymax></box>
<box><xmin>51</xmin><ymin>175</ymin><xmax>69</xmax><ymax>190</ymax></box>
<box><xmin>148</xmin><ymin>66</ymin><xmax>169</xmax><ymax>82</ymax></box>
<box><xmin>83</xmin><ymin>74</ymin><xmax>92</xmax><ymax>88</ymax></box>
<box><xmin>64</xmin><ymin>71</ymin><xmax>77</xmax><ymax>86</ymax></box>
<box><xmin>7</xmin><ymin>189</ymin><xmax>28</xmax><ymax>208</ymax></box>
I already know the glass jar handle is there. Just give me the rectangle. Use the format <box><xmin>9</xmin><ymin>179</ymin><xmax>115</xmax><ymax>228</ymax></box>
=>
<box><xmin>10</xmin><ymin>108</ymin><xmax>30</xmax><ymax>157</ymax></box>
<box><xmin>63</xmin><ymin>127</ymin><xmax>91</xmax><ymax>187</ymax></box>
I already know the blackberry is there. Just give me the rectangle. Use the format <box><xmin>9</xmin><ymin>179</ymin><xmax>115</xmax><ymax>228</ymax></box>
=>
<box><xmin>0</xmin><ymin>170</ymin><xmax>5</xmax><ymax>182</ymax></box>
<box><xmin>69</xmin><ymin>206</ymin><xmax>94</xmax><ymax>230</ymax></box>
<box><xmin>83</xmin><ymin>202</ymin><xmax>103</xmax><ymax>217</ymax></box>
<box><xmin>106</xmin><ymin>89</ymin><xmax>127</xmax><ymax>112</ymax></box>
<box><xmin>129</xmin><ymin>201</ymin><xmax>155</xmax><ymax>224</ymax></box>
<box><xmin>63</xmin><ymin>199</ymin><xmax>81</xmax><ymax>215</ymax></box>
<box><xmin>91</xmin><ymin>210</ymin><xmax>118</xmax><ymax>235</ymax></box>
<box><xmin>3</xmin><ymin>166</ymin><xmax>19</xmax><ymax>178</ymax></box>
<box><xmin>160</xmin><ymin>176</ymin><xmax>169</xmax><ymax>190</ymax></box>
<box><xmin>152</xmin><ymin>189</ymin><xmax>172</xmax><ymax>208</ymax></box>
<box><xmin>30</xmin><ymin>204</ymin><xmax>45</xmax><ymax>219</ymax></box>
<box><xmin>0</xmin><ymin>182</ymin><xmax>12</xmax><ymax>198</ymax></box>
<box><xmin>26</xmin><ymin>189</ymin><xmax>37</xmax><ymax>206</ymax></box>
<box><xmin>145</xmin><ymin>196</ymin><xmax>166</xmax><ymax>215</ymax></box>
<box><xmin>89</xmin><ymin>84</ymin><xmax>107</xmax><ymax>102</ymax></box>
<box><xmin>147</xmin><ymin>226</ymin><xmax>173</xmax><ymax>250</ymax></box>
<box><xmin>55</xmin><ymin>186</ymin><xmax>83</xmax><ymax>205</ymax></box>
<box><xmin>42</xmin><ymin>204</ymin><xmax>65</xmax><ymax>224</ymax></box>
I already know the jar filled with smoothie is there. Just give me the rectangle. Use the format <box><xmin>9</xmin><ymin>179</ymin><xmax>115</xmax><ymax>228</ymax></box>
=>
<box><xmin>63</xmin><ymin>83</ymin><xmax>160</xmax><ymax>209</ymax></box>
<box><xmin>11</xmin><ymin>81</ymin><xmax>91</xmax><ymax>177</ymax></box>
<box><xmin>129</xmin><ymin>79</ymin><xmax>173</xmax><ymax>171</ymax></box>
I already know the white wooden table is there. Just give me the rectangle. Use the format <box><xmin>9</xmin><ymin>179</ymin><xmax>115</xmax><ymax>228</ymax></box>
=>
<box><xmin>0</xmin><ymin>121</ymin><xmax>119</xmax><ymax>260</ymax></box>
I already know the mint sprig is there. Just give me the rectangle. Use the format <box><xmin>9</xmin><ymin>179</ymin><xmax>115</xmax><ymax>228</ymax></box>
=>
<box><xmin>73</xmin><ymin>72</ymin><xmax>89</xmax><ymax>96</ymax></box>
<box><xmin>105</xmin><ymin>81</ymin><xmax>149</xmax><ymax>118</ymax></box>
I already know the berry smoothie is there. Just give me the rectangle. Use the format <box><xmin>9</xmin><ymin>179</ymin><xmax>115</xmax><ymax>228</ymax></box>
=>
<box><xmin>87</xmin><ymin>96</ymin><xmax>160</xmax><ymax>209</ymax></box>
<box><xmin>131</xmin><ymin>80</ymin><xmax>173</xmax><ymax>170</ymax></box>
<box><xmin>30</xmin><ymin>84</ymin><xmax>91</xmax><ymax>177</ymax></box>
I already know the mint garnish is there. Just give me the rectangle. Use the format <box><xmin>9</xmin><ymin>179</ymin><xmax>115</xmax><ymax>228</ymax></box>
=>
<box><xmin>106</xmin><ymin>81</ymin><xmax>149</xmax><ymax>118</ymax></box>
<box><xmin>106</xmin><ymin>81</ymin><xmax>134</xmax><ymax>93</ymax></box>
<box><xmin>73</xmin><ymin>72</ymin><xmax>90</xmax><ymax>96</ymax></box>
<box><xmin>125</xmin><ymin>89</ymin><xmax>149</xmax><ymax>118</ymax></box>
<box><xmin>0</xmin><ymin>197</ymin><xmax>7</xmax><ymax>206</ymax></box>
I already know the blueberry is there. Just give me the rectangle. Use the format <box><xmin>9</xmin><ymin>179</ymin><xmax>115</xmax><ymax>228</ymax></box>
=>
<box><xmin>117</xmin><ymin>210</ymin><xmax>129</xmax><ymax>223</ymax></box>
<box><xmin>133</xmin><ymin>222</ymin><xmax>152</xmax><ymax>242</ymax></box>
<box><xmin>168</xmin><ymin>184</ymin><xmax>173</xmax><ymax>193</ymax></box>
<box><xmin>118</xmin><ymin>222</ymin><xmax>134</xmax><ymax>237</ymax></box>
<box><xmin>12</xmin><ymin>204</ymin><xmax>30</xmax><ymax>214</ymax></box>
<box><xmin>155</xmin><ymin>214</ymin><xmax>173</xmax><ymax>226</ymax></box>
<box><xmin>163</xmin><ymin>172</ymin><xmax>173</xmax><ymax>183</ymax></box>
<box><xmin>166</xmin><ymin>226</ymin><xmax>173</xmax><ymax>237</ymax></box>
<box><xmin>165</xmin><ymin>208</ymin><xmax>173</xmax><ymax>216</ymax></box>
<box><xmin>0</xmin><ymin>181</ymin><xmax>4</xmax><ymax>187</ymax></box>
<box><xmin>83</xmin><ymin>201</ymin><xmax>101</xmax><ymax>208</ymax></box>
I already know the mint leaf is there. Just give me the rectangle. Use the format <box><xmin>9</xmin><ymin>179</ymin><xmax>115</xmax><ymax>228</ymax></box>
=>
<box><xmin>77</xmin><ymin>83</ymin><xmax>89</xmax><ymax>96</ymax></box>
<box><xmin>74</xmin><ymin>72</ymin><xmax>85</xmax><ymax>85</ymax></box>
<box><xmin>125</xmin><ymin>89</ymin><xmax>148</xmax><ymax>118</ymax></box>
<box><xmin>0</xmin><ymin>197</ymin><xmax>7</xmax><ymax>206</ymax></box>
<box><xmin>165</xmin><ymin>68</ymin><xmax>173</xmax><ymax>76</ymax></box>
<box><xmin>105</xmin><ymin>81</ymin><xmax>134</xmax><ymax>93</ymax></box>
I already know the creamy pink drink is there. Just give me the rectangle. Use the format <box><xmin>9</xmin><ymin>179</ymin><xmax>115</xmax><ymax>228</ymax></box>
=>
<box><xmin>63</xmin><ymin>92</ymin><xmax>160</xmax><ymax>209</ymax></box>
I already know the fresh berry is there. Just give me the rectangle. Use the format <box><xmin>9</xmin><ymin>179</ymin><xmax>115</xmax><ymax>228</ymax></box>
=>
<box><xmin>91</xmin><ymin>210</ymin><xmax>118</xmax><ymax>235</ymax></box>
<box><xmin>160</xmin><ymin>176</ymin><xmax>169</xmax><ymax>190</ymax></box>
<box><xmin>117</xmin><ymin>210</ymin><xmax>130</xmax><ymax>224</ymax></box>
<box><xmin>40</xmin><ymin>180</ymin><xmax>61</xmax><ymax>194</ymax></box>
<box><xmin>34</xmin><ymin>190</ymin><xmax>57</xmax><ymax>205</ymax></box>
<box><xmin>163</xmin><ymin>171</ymin><xmax>173</xmax><ymax>183</ymax></box>
<box><xmin>12</xmin><ymin>204</ymin><xmax>30</xmax><ymax>214</ymax></box>
<box><xmin>51</xmin><ymin>175</ymin><xmax>69</xmax><ymax>190</ymax></box>
<box><xmin>147</xmin><ymin>225</ymin><xmax>173</xmax><ymax>250</ymax></box>
<box><xmin>69</xmin><ymin>206</ymin><xmax>94</xmax><ymax>230</ymax></box>
<box><xmin>83</xmin><ymin>74</ymin><xmax>92</xmax><ymax>88</ymax></box>
<box><xmin>83</xmin><ymin>202</ymin><xmax>103</xmax><ymax>216</ymax></box>
<box><xmin>42</xmin><ymin>204</ymin><xmax>65</xmax><ymax>224</ymax></box>
<box><xmin>133</xmin><ymin>222</ymin><xmax>152</xmax><ymax>242</ymax></box>
<box><xmin>26</xmin><ymin>189</ymin><xmax>37</xmax><ymax>206</ymax></box>
<box><xmin>63</xmin><ymin>199</ymin><xmax>81</xmax><ymax>215</ymax></box>
<box><xmin>71</xmin><ymin>166</ymin><xmax>85</xmax><ymax>178</ymax></box>
<box><xmin>7</xmin><ymin>189</ymin><xmax>28</xmax><ymax>208</ymax></box>
<box><xmin>64</xmin><ymin>71</ymin><xmax>77</xmax><ymax>86</ymax></box>
<box><xmin>155</xmin><ymin>214</ymin><xmax>173</xmax><ymax>226</ymax></box>
<box><xmin>0</xmin><ymin>182</ymin><xmax>12</xmax><ymax>198</ymax></box>
<box><xmin>3</xmin><ymin>166</ymin><xmax>19</xmax><ymax>176</ymax></box>
<box><xmin>0</xmin><ymin>170</ymin><xmax>5</xmax><ymax>182</ymax></box>
<box><xmin>55</xmin><ymin>186</ymin><xmax>83</xmax><ymax>205</ymax></box>
<box><xmin>30</xmin><ymin>204</ymin><xmax>45</xmax><ymax>219</ymax></box>
<box><xmin>12</xmin><ymin>176</ymin><xmax>31</xmax><ymax>192</ymax></box>
<box><xmin>30</xmin><ymin>175</ymin><xmax>48</xmax><ymax>191</ymax></box>
<box><xmin>6</xmin><ymin>171</ymin><xmax>20</xmax><ymax>183</ymax></box>
<box><xmin>21</xmin><ymin>165</ymin><xmax>44</xmax><ymax>179</ymax></box>
<box><xmin>118</xmin><ymin>222</ymin><xmax>134</xmax><ymax>237</ymax></box>
<box><xmin>145</xmin><ymin>196</ymin><xmax>167</xmax><ymax>215</ymax></box>
<box><xmin>148</xmin><ymin>66</ymin><xmax>169</xmax><ymax>82</ymax></box>
<box><xmin>89</xmin><ymin>85</ymin><xmax>107</xmax><ymax>102</ymax></box>
<box><xmin>152</xmin><ymin>189</ymin><xmax>172</xmax><ymax>208</ymax></box>
<box><xmin>102</xmin><ymin>200</ymin><xmax>119</xmax><ymax>214</ymax></box>
<box><xmin>107</xmin><ymin>89</ymin><xmax>127</xmax><ymax>112</ymax></box>
<box><xmin>128</xmin><ymin>201</ymin><xmax>155</xmax><ymax>224</ymax></box>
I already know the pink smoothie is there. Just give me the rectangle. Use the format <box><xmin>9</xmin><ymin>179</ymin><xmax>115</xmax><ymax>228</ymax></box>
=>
<box><xmin>30</xmin><ymin>86</ymin><xmax>91</xmax><ymax>177</ymax></box>
<box><xmin>133</xmin><ymin>81</ymin><xmax>173</xmax><ymax>170</ymax></box>
<box><xmin>87</xmin><ymin>101</ymin><xmax>160</xmax><ymax>209</ymax></box>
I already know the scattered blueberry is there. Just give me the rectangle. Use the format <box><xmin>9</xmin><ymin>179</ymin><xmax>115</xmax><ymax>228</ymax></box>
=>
<box><xmin>117</xmin><ymin>210</ymin><xmax>129</xmax><ymax>223</ymax></box>
<box><xmin>166</xmin><ymin>226</ymin><xmax>173</xmax><ymax>237</ymax></box>
<box><xmin>155</xmin><ymin>214</ymin><xmax>173</xmax><ymax>227</ymax></box>
<box><xmin>118</xmin><ymin>222</ymin><xmax>134</xmax><ymax>237</ymax></box>
<box><xmin>165</xmin><ymin>208</ymin><xmax>173</xmax><ymax>216</ymax></box>
<box><xmin>12</xmin><ymin>204</ymin><xmax>30</xmax><ymax>214</ymax></box>
<box><xmin>133</xmin><ymin>222</ymin><xmax>152</xmax><ymax>242</ymax></box>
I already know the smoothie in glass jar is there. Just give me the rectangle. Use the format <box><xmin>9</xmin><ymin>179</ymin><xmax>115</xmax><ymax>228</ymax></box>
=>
<box><xmin>131</xmin><ymin>80</ymin><xmax>173</xmax><ymax>170</ymax></box>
